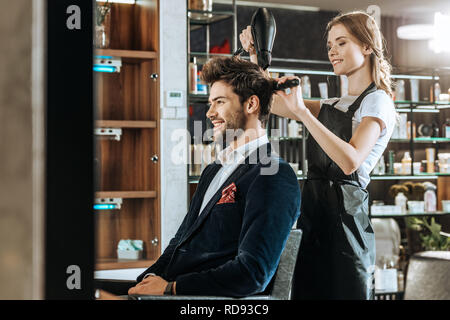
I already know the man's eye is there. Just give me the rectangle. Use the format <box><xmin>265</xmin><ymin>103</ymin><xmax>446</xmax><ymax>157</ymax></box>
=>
<box><xmin>339</xmin><ymin>42</ymin><xmax>346</xmax><ymax>46</ymax></box>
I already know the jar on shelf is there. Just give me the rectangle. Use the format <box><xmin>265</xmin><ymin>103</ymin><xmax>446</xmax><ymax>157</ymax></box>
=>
<box><xmin>188</xmin><ymin>0</ymin><xmax>213</xmax><ymax>19</ymax></box>
<box><xmin>95</xmin><ymin>1</ymin><xmax>112</xmax><ymax>49</ymax></box>
<box><xmin>395</xmin><ymin>80</ymin><xmax>405</xmax><ymax>101</ymax></box>
<box><xmin>401</xmin><ymin>151</ymin><xmax>411</xmax><ymax>175</ymax></box>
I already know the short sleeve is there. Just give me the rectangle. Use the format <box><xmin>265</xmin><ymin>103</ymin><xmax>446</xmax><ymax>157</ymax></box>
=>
<box><xmin>358</xmin><ymin>90</ymin><xmax>396</xmax><ymax>137</ymax></box>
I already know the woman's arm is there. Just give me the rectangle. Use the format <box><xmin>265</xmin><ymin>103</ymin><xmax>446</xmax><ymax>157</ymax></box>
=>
<box><xmin>276</xmin><ymin>78</ymin><xmax>383</xmax><ymax>175</ymax></box>
<box><xmin>299</xmin><ymin>108</ymin><xmax>382</xmax><ymax>175</ymax></box>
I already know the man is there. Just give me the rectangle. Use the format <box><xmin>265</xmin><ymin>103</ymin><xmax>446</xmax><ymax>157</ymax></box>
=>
<box><xmin>128</xmin><ymin>57</ymin><xmax>301</xmax><ymax>297</ymax></box>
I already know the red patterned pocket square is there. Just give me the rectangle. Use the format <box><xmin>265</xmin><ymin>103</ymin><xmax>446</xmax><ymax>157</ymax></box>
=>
<box><xmin>217</xmin><ymin>182</ymin><xmax>237</xmax><ymax>204</ymax></box>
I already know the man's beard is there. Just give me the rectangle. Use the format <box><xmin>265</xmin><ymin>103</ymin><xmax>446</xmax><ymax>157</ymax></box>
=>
<box><xmin>214</xmin><ymin>108</ymin><xmax>247</xmax><ymax>150</ymax></box>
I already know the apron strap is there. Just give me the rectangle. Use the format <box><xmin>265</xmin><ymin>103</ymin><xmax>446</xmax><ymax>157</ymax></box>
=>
<box><xmin>347</xmin><ymin>82</ymin><xmax>377</xmax><ymax>115</ymax></box>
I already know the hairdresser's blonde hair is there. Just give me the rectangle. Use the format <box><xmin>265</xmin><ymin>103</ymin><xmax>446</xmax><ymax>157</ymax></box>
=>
<box><xmin>326</xmin><ymin>11</ymin><xmax>393</xmax><ymax>98</ymax></box>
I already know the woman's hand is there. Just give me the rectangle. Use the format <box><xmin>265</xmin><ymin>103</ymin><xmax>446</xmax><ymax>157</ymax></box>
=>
<box><xmin>275</xmin><ymin>76</ymin><xmax>308</xmax><ymax>119</ymax></box>
<box><xmin>239</xmin><ymin>25</ymin><xmax>256</xmax><ymax>55</ymax></box>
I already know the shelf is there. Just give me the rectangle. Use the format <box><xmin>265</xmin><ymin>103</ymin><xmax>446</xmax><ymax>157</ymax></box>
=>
<box><xmin>188</xmin><ymin>10</ymin><xmax>234</xmax><ymax>28</ymax></box>
<box><xmin>269</xmin><ymin>136</ymin><xmax>304</xmax><ymax>140</ymax></box>
<box><xmin>96</xmin><ymin>120</ymin><xmax>157</xmax><ymax>129</ymax></box>
<box><xmin>95</xmin><ymin>49</ymin><xmax>158</xmax><ymax>63</ymax></box>
<box><xmin>268</xmin><ymin>67</ymin><xmax>335</xmax><ymax>76</ymax></box>
<box><xmin>370</xmin><ymin>175</ymin><xmax>439</xmax><ymax>180</ymax></box>
<box><xmin>390</xmin><ymin>137</ymin><xmax>450</xmax><ymax>143</ymax></box>
<box><xmin>415</xmin><ymin>173</ymin><xmax>450</xmax><ymax>177</ymax></box>
<box><xmin>95</xmin><ymin>191</ymin><xmax>157</xmax><ymax>199</ymax></box>
<box><xmin>96</xmin><ymin>258</ymin><xmax>156</xmax><ymax>270</ymax></box>
<box><xmin>189</xmin><ymin>52</ymin><xmax>233</xmax><ymax>58</ymax></box>
<box><xmin>396</xmin><ymin>108</ymin><xmax>440</xmax><ymax>113</ymax></box>
<box><xmin>371</xmin><ymin>211</ymin><xmax>450</xmax><ymax>219</ymax></box>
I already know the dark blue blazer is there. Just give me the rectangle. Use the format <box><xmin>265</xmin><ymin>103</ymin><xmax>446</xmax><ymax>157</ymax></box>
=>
<box><xmin>137</xmin><ymin>143</ymin><xmax>301</xmax><ymax>297</ymax></box>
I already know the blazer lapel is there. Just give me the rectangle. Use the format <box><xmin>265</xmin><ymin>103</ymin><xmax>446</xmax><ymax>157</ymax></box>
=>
<box><xmin>179</xmin><ymin>162</ymin><xmax>251</xmax><ymax>246</ymax></box>
<box><xmin>179</xmin><ymin>142</ymin><xmax>272</xmax><ymax>246</ymax></box>
<box><xmin>186</xmin><ymin>161</ymin><xmax>223</xmax><ymax>227</ymax></box>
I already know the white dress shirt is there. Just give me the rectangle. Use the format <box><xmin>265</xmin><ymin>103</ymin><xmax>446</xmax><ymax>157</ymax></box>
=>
<box><xmin>198</xmin><ymin>134</ymin><xmax>270</xmax><ymax>216</ymax></box>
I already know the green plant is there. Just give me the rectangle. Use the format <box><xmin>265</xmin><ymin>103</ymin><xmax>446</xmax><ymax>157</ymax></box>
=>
<box><xmin>406</xmin><ymin>217</ymin><xmax>450</xmax><ymax>251</ymax></box>
<box><xmin>95</xmin><ymin>0</ymin><xmax>111</xmax><ymax>26</ymax></box>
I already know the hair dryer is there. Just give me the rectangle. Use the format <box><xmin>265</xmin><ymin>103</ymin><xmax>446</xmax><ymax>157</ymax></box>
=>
<box><xmin>234</xmin><ymin>8</ymin><xmax>299</xmax><ymax>92</ymax></box>
<box><xmin>234</xmin><ymin>8</ymin><xmax>276</xmax><ymax>71</ymax></box>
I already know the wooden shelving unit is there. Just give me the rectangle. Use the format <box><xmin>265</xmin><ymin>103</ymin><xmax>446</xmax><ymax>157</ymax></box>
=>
<box><xmin>95</xmin><ymin>191</ymin><xmax>157</xmax><ymax>199</ymax></box>
<box><xmin>94</xmin><ymin>0</ymin><xmax>160</xmax><ymax>271</ymax></box>
<box><xmin>96</xmin><ymin>258</ymin><xmax>157</xmax><ymax>270</ymax></box>
<box><xmin>96</xmin><ymin>120</ymin><xmax>157</xmax><ymax>129</ymax></box>
<box><xmin>96</xmin><ymin>48</ymin><xmax>158</xmax><ymax>62</ymax></box>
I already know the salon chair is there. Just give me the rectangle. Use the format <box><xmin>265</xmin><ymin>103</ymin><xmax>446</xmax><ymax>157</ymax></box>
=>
<box><xmin>119</xmin><ymin>229</ymin><xmax>302</xmax><ymax>300</ymax></box>
<box><xmin>403</xmin><ymin>251</ymin><xmax>450</xmax><ymax>300</ymax></box>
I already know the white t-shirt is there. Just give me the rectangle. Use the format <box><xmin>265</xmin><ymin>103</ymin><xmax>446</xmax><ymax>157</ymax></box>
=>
<box><xmin>320</xmin><ymin>89</ymin><xmax>396</xmax><ymax>188</ymax></box>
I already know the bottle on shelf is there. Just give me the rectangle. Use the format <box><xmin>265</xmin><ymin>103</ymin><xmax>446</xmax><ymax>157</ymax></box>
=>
<box><xmin>288</xmin><ymin>120</ymin><xmax>299</xmax><ymax>138</ymax></box>
<box><xmin>388</xmin><ymin>150</ymin><xmax>395</xmax><ymax>174</ymax></box>
<box><xmin>395</xmin><ymin>192</ymin><xmax>407</xmax><ymax>214</ymax></box>
<box><xmin>318</xmin><ymin>82</ymin><xmax>328</xmax><ymax>99</ymax></box>
<box><xmin>397</xmin><ymin>113</ymin><xmax>407</xmax><ymax>139</ymax></box>
<box><xmin>301</xmin><ymin>75</ymin><xmax>311</xmax><ymax>99</ymax></box>
<box><xmin>340</xmin><ymin>75</ymin><xmax>348</xmax><ymax>97</ymax></box>
<box><xmin>378</xmin><ymin>155</ymin><xmax>386</xmax><ymax>175</ymax></box>
<box><xmin>425</xmin><ymin>148</ymin><xmax>435</xmax><ymax>173</ymax></box>
<box><xmin>190</xmin><ymin>136</ymin><xmax>203</xmax><ymax>176</ymax></box>
<box><xmin>375</xmin><ymin>255</ymin><xmax>398</xmax><ymax>292</ymax></box>
<box><xmin>373</xmin><ymin>156</ymin><xmax>385</xmax><ymax>175</ymax></box>
<box><xmin>423</xmin><ymin>182</ymin><xmax>437</xmax><ymax>212</ymax></box>
<box><xmin>434</xmin><ymin>83</ymin><xmax>441</xmax><ymax>102</ymax></box>
<box><xmin>189</xmin><ymin>57</ymin><xmax>198</xmax><ymax>94</ymax></box>
<box><xmin>395</xmin><ymin>80</ymin><xmax>405</xmax><ymax>101</ymax></box>
<box><xmin>406</xmin><ymin>121</ymin><xmax>416</xmax><ymax>139</ymax></box>
<box><xmin>197</xmin><ymin>70</ymin><xmax>208</xmax><ymax>95</ymax></box>
<box><xmin>443</xmin><ymin>118</ymin><xmax>450</xmax><ymax>138</ymax></box>
<box><xmin>410</xmin><ymin>79</ymin><xmax>419</xmax><ymax>102</ymax></box>
<box><xmin>432</xmin><ymin>122</ymin><xmax>440</xmax><ymax>138</ymax></box>
<box><xmin>401</xmin><ymin>151</ymin><xmax>412</xmax><ymax>175</ymax></box>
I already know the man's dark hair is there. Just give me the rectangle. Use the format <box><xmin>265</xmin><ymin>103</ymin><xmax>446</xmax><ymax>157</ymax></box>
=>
<box><xmin>200</xmin><ymin>57</ymin><xmax>275</xmax><ymax>128</ymax></box>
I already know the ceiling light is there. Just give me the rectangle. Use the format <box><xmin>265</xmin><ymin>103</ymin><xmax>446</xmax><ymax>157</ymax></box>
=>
<box><xmin>430</xmin><ymin>12</ymin><xmax>450</xmax><ymax>53</ymax></box>
<box><xmin>396</xmin><ymin>24</ymin><xmax>434</xmax><ymax>40</ymax></box>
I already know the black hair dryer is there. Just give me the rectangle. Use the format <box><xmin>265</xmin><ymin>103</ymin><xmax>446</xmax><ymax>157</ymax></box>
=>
<box><xmin>234</xmin><ymin>8</ymin><xmax>276</xmax><ymax>71</ymax></box>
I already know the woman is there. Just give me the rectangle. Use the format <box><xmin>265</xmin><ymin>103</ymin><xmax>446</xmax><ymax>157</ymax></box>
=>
<box><xmin>240</xmin><ymin>11</ymin><xmax>397</xmax><ymax>299</ymax></box>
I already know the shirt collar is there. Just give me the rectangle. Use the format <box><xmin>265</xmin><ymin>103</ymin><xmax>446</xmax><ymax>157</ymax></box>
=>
<box><xmin>217</xmin><ymin>134</ymin><xmax>269</xmax><ymax>166</ymax></box>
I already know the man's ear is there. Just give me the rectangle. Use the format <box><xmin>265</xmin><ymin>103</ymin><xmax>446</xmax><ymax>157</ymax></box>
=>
<box><xmin>246</xmin><ymin>95</ymin><xmax>260</xmax><ymax>115</ymax></box>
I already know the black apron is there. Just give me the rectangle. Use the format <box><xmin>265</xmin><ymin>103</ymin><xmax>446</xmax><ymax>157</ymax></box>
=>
<box><xmin>293</xmin><ymin>83</ymin><xmax>377</xmax><ymax>300</ymax></box>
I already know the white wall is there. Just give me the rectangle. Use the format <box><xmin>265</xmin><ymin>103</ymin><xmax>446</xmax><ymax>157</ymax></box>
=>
<box><xmin>159</xmin><ymin>0</ymin><xmax>189</xmax><ymax>250</ymax></box>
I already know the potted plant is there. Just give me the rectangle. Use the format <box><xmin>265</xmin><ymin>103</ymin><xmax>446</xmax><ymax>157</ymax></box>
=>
<box><xmin>406</xmin><ymin>217</ymin><xmax>450</xmax><ymax>251</ymax></box>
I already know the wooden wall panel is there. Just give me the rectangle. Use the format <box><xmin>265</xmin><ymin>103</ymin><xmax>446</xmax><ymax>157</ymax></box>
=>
<box><xmin>98</xmin><ymin>129</ymin><xmax>156</xmax><ymax>191</ymax></box>
<box><xmin>107</xmin><ymin>2</ymin><xmax>159</xmax><ymax>51</ymax></box>
<box><xmin>95</xmin><ymin>199</ymin><xmax>160</xmax><ymax>260</ymax></box>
